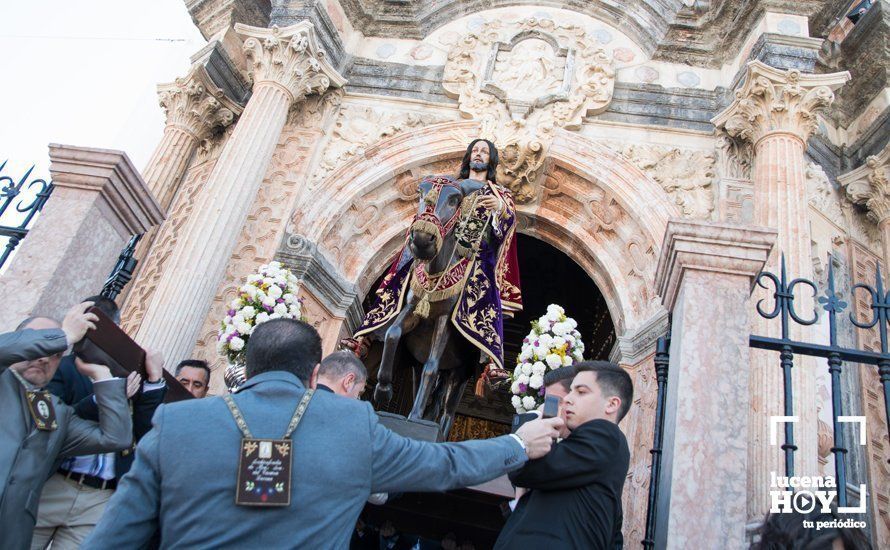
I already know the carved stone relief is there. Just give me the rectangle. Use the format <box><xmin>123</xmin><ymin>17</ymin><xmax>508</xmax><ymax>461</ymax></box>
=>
<box><xmin>808</xmin><ymin>162</ymin><xmax>882</xmax><ymax>252</ymax></box>
<box><xmin>308</xmin><ymin>105</ymin><xmax>454</xmax><ymax>189</ymax></box>
<box><xmin>606</xmin><ymin>143</ymin><xmax>716</xmax><ymax>220</ymax></box>
<box><xmin>319</xmin><ymin>158</ymin><xmax>459</xmax><ymax>281</ymax></box>
<box><xmin>442</xmin><ymin>17</ymin><xmax>615</xmax><ymax>203</ymax></box>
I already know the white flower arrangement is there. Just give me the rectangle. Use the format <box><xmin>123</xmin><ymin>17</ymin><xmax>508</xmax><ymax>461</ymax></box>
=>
<box><xmin>508</xmin><ymin>304</ymin><xmax>584</xmax><ymax>413</ymax></box>
<box><xmin>217</xmin><ymin>261</ymin><xmax>304</xmax><ymax>363</ymax></box>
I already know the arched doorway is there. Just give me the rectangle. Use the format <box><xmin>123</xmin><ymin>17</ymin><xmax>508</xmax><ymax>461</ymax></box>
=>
<box><xmin>356</xmin><ymin>233</ymin><xmax>615</xmax><ymax>547</ymax></box>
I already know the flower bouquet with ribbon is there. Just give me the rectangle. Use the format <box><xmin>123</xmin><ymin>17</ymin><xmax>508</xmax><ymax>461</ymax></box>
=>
<box><xmin>509</xmin><ymin>304</ymin><xmax>584</xmax><ymax>413</ymax></box>
<box><xmin>218</xmin><ymin>261</ymin><xmax>304</xmax><ymax>391</ymax></box>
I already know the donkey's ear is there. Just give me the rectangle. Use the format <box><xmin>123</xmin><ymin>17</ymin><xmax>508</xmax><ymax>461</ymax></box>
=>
<box><xmin>460</xmin><ymin>179</ymin><xmax>486</xmax><ymax>196</ymax></box>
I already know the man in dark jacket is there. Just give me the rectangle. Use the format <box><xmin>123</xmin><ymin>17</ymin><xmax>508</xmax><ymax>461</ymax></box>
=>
<box><xmin>31</xmin><ymin>296</ymin><xmax>166</xmax><ymax>550</ymax></box>
<box><xmin>495</xmin><ymin>361</ymin><xmax>633</xmax><ymax>549</ymax></box>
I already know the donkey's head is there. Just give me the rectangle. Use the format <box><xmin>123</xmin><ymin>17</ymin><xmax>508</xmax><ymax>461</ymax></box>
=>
<box><xmin>409</xmin><ymin>176</ymin><xmax>485</xmax><ymax>261</ymax></box>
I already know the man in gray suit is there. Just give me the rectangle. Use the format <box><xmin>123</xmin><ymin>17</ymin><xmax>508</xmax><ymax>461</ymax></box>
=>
<box><xmin>0</xmin><ymin>302</ymin><xmax>133</xmax><ymax>550</ymax></box>
<box><xmin>85</xmin><ymin>318</ymin><xmax>562</xmax><ymax>549</ymax></box>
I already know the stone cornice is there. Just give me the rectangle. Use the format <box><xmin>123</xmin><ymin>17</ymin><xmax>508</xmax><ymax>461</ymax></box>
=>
<box><xmin>48</xmin><ymin>144</ymin><xmax>165</xmax><ymax>235</ymax></box>
<box><xmin>839</xmin><ymin>143</ymin><xmax>890</xmax><ymax>225</ymax></box>
<box><xmin>156</xmin><ymin>65</ymin><xmax>243</xmax><ymax>141</ymax></box>
<box><xmin>608</xmin><ymin>308</ymin><xmax>670</xmax><ymax>366</ymax></box>
<box><xmin>655</xmin><ymin>219</ymin><xmax>777</xmax><ymax>312</ymax></box>
<box><xmin>712</xmin><ymin>61</ymin><xmax>850</xmax><ymax>146</ymax></box>
<box><xmin>236</xmin><ymin>22</ymin><xmax>346</xmax><ymax>102</ymax></box>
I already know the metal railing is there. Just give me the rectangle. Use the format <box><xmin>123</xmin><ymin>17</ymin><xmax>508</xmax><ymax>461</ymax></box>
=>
<box><xmin>0</xmin><ymin>161</ymin><xmax>54</xmax><ymax>270</ymax></box>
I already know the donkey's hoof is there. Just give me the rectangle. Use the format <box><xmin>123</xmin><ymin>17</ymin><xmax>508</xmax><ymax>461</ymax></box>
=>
<box><xmin>374</xmin><ymin>383</ymin><xmax>393</xmax><ymax>405</ymax></box>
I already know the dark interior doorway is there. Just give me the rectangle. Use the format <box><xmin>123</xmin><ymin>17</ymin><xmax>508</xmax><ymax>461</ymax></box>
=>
<box><xmin>355</xmin><ymin>233</ymin><xmax>616</xmax><ymax>549</ymax></box>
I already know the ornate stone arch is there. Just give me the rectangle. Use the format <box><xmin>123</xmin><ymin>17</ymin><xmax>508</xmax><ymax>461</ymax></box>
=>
<box><xmin>289</xmin><ymin>119</ymin><xmax>679</xmax><ymax>336</ymax></box>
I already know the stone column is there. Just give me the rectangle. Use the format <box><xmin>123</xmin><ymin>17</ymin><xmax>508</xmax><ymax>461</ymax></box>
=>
<box><xmin>0</xmin><ymin>145</ymin><xmax>164</xmax><ymax>330</ymax></box>
<box><xmin>840</xmin><ymin>144</ymin><xmax>890</xmax><ymax>273</ymax></box>
<box><xmin>653</xmin><ymin>220</ymin><xmax>776</xmax><ymax>549</ymax></box>
<box><xmin>134</xmin><ymin>22</ymin><xmax>345</xmax><ymax>365</ymax></box>
<box><xmin>146</xmin><ymin>65</ymin><xmax>241</xmax><ymax>211</ymax></box>
<box><xmin>712</xmin><ymin>61</ymin><xmax>850</xmax><ymax>518</ymax></box>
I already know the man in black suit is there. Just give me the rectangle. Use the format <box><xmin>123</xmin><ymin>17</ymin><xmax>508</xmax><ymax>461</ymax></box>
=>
<box><xmin>31</xmin><ymin>296</ymin><xmax>167</xmax><ymax>549</ymax></box>
<box><xmin>495</xmin><ymin>360</ymin><xmax>632</xmax><ymax>549</ymax></box>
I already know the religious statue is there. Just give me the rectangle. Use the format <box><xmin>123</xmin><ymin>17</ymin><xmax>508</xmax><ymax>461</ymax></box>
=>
<box><xmin>346</xmin><ymin>139</ymin><xmax>522</xmax><ymax>437</ymax></box>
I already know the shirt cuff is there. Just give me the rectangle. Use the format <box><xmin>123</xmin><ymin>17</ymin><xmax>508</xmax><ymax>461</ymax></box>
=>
<box><xmin>142</xmin><ymin>379</ymin><xmax>166</xmax><ymax>392</ymax></box>
<box><xmin>508</xmin><ymin>433</ymin><xmax>527</xmax><ymax>453</ymax></box>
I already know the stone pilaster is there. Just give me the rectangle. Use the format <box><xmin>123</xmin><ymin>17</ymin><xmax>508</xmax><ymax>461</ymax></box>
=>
<box><xmin>654</xmin><ymin>220</ymin><xmax>776</xmax><ymax>549</ymax></box>
<box><xmin>712</xmin><ymin>60</ymin><xmax>850</xmax><ymax>520</ymax></box>
<box><xmin>0</xmin><ymin>145</ymin><xmax>164</xmax><ymax>330</ymax></box>
<box><xmin>840</xmin><ymin>143</ymin><xmax>890</xmax><ymax>272</ymax></box>
<box><xmin>146</xmin><ymin>65</ymin><xmax>241</xmax><ymax>210</ymax></box>
<box><xmin>133</xmin><ymin>22</ymin><xmax>345</xmax><ymax>367</ymax></box>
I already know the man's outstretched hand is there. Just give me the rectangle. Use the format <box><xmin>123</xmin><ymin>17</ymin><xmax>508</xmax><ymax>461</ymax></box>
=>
<box><xmin>62</xmin><ymin>301</ymin><xmax>98</xmax><ymax>345</ymax></box>
<box><xmin>515</xmin><ymin>417</ymin><xmax>564</xmax><ymax>459</ymax></box>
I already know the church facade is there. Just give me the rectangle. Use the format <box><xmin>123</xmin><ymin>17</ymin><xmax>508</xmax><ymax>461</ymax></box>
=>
<box><xmin>5</xmin><ymin>0</ymin><xmax>888</xmax><ymax>547</ymax></box>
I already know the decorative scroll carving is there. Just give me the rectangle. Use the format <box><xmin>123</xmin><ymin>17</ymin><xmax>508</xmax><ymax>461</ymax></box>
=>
<box><xmin>309</xmin><ymin>106</ymin><xmax>453</xmax><ymax>189</ymax></box>
<box><xmin>607</xmin><ymin>143</ymin><xmax>715</xmax><ymax>220</ymax></box>
<box><xmin>841</xmin><ymin>145</ymin><xmax>890</xmax><ymax>225</ymax></box>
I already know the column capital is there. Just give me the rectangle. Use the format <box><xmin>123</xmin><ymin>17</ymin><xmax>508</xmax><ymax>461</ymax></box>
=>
<box><xmin>655</xmin><ymin>219</ymin><xmax>777</xmax><ymax>312</ymax></box>
<box><xmin>840</xmin><ymin>143</ymin><xmax>890</xmax><ymax>225</ymax></box>
<box><xmin>712</xmin><ymin>61</ymin><xmax>850</xmax><ymax>146</ymax></box>
<box><xmin>157</xmin><ymin>65</ymin><xmax>242</xmax><ymax>141</ymax></box>
<box><xmin>236</xmin><ymin>22</ymin><xmax>346</xmax><ymax>103</ymax></box>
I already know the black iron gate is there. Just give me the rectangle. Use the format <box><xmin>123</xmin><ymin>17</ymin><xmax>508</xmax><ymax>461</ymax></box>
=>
<box><xmin>750</xmin><ymin>254</ymin><xmax>890</xmax><ymax>510</ymax></box>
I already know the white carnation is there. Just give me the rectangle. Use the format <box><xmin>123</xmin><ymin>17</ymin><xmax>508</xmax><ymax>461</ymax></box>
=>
<box><xmin>229</xmin><ymin>337</ymin><xmax>245</xmax><ymax>351</ymax></box>
<box><xmin>224</xmin><ymin>315</ymin><xmax>232</xmax><ymax>324</ymax></box>
<box><xmin>247</xmin><ymin>274</ymin><xmax>262</xmax><ymax>284</ymax></box>
<box><xmin>510</xmin><ymin>381</ymin><xmax>521</xmax><ymax>394</ymax></box>
<box><xmin>273</xmin><ymin>303</ymin><xmax>288</xmax><ymax>316</ymax></box>
<box><xmin>563</xmin><ymin>354</ymin><xmax>574</xmax><ymax>366</ymax></box>
<box><xmin>552</xmin><ymin>322</ymin><xmax>569</xmax><ymax>336</ymax></box>
<box><xmin>519</xmin><ymin>348</ymin><xmax>533</xmax><ymax>362</ymax></box>
<box><xmin>243</xmin><ymin>285</ymin><xmax>258</xmax><ymax>298</ymax></box>
<box><xmin>517</xmin><ymin>374</ymin><xmax>530</xmax><ymax>385</ymax></box>
<box><xmin>283</xmin><ymin>293</ymin><xmax>296</xmax><ymax>304</ymax></box>
<box><xmin>538</xmin><ymin>334</ymin><xmax>553</xmax><ymax>349</ymax></box>
<box><xmin>573</xmin><ymin>349</ymin><xmax>584</xmax><ymax>360</ymax></box>
<box><xmin>522</xmin><ymin>396</ymin><xmax>537</xmax><ymax>410</ymax></box>
<box><xmin>269</xmin><ymin>313</ymin><xmax>282</xmax><ymax>320</ymax></box>
<box><xmin>262</xmin><ymin>296</ymin><xmax>276</xmax><ymax>308</ymax></box>
<box><xmin>529</xmin><ymin>374</ymin><xmax>544</xmax><ymax>389</ymax></box>
<box><xmin>552</xmin><ymin>336</ymin><xmax>566</xmax><ymax>349</ymax></box>
<box><xmin>236</xmin><ymin>321</ymin><xmax>252</xmax><ymax>335</ymax></box>
<box><xmin>267</xmin><ymin>285</ymin><xmax>283</xmax><ymax>299</ymax></box>
<box><xmin>255</xmin><ymin>312</ymin><xmax>270</xmax><ymax>325</ymax></box>
<box><xmin>516</xmin><ymin>407</ymin><xmax>526</xmax><ymax>414</ymax></box>
<box><xmin>545</xmin><ymin>354</ymin><xmax>563</xmax><ymax>369</ymax></box>
<box><xmin>547</xmin><ymin>304</ymin><xmax>564</xmax><ymax>316</ymax></box>
<box><xmin>232</xmin><ymin>314</ymin><xmax>245</xmax><ymax>326</ymax></box>
<box><xmin>520</xmin><ymin>363</ymin><xmax>533</xmax><ymax>376</ymax></box>
<box><xmin>531</xmin><ymin>362</ymin><xmax>546</xmax><ymax>377</ymax></box>
<box><xmin>240</xmin><ymin>306</ymin><xmax>256</xmax><ymax>319</ymax></box>
<box><xmin>229</xmin><ymin>298</ymin><xmax>241</xmax><ymax>310</ymax></box>
<box><xmin>567</xmin><ymin>318</ymin><xmax>578</xmax><ymax>329</ymax></box>
<box><xmin>511</xmin><ymin>395</ymin><xmax>522</xmax><ymax>409</ymax></box>
<box><xmin>288</xmin><ymin>304</ymin><xmax>302</xmax><ymax>316</ymax></box>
